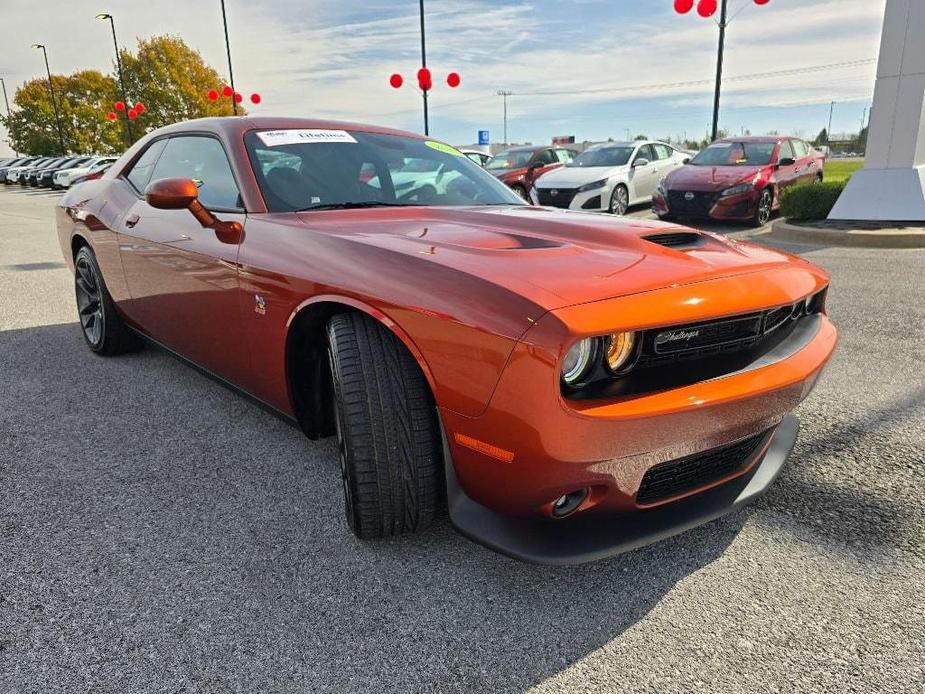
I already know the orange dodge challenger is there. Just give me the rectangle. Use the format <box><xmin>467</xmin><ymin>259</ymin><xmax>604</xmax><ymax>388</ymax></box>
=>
<box><xmin>56</xmin><ymin>118</ymin><xmax>837</xmax><ymax>564</ymax></box>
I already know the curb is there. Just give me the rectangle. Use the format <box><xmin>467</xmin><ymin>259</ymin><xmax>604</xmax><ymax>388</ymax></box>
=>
<box><xmin>765</xmin><ymin>220</ymin><xmax>925</xmax><ymax>249</ymax></box>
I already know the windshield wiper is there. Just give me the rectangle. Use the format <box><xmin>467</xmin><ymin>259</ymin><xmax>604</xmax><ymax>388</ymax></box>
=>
<box><xmin>296</xmin><ymin>201</ymin><xmax>424</xmax><ymax>212</ymax></box>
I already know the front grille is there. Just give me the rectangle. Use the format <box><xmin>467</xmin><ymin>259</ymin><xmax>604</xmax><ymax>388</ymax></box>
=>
<box><xmin>636</xmin><ymin>428</ymin><xmax>772</xmax><ymax>505</ymax></box>
<box><xmin>667</xmin><ymin>190</ymin><xmax>716</xmax><ymax>217</ymax></box>
<box><xmin>643</xmin><ymin>232</ymin><xmax>705</xmax><ymax>248</ymax></box>
<box><xmin>537</xmin><ymin>187</ymin><xmax>578</xmax><ymax>208</ymax></box>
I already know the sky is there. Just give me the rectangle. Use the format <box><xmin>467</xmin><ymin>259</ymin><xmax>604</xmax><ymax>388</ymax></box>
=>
<box><xmin>0</xmin><ymin>0</ymin><xmax>887</xmax><ymax>156</ymax></box>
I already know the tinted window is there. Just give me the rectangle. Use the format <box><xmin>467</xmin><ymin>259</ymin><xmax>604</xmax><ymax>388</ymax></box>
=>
<box><xmin>635</xmin><ymin>144</ymin><xmax>656</xmax><ymax>164</ymax></box>
<box><xmin>125</xmin><ymin>139</ymin><xmax>167</xmax><ymax>193</ymax></box>
<box><xmin>569</xmin><ymin>147</ymin><xmax>633</xmax><ymax>167</ymax></box>
<box><xmin>653</xmin><ymin>144</ymin><xmax>672</xmax><ymax>160</ymax></box>
<box><xmin>534</xmin><ymin>149</ymin><xmax>558</xmax><ymax>166</ymax></box>
<box><xmin>150</xmin><ymin>136</ymin><xmax>241</xmax><ymax>210</ymax></box>
<box><xmin>486</xmin><ymin>150</ymin><xmax>533</xmax><ymax>170</ymax></box>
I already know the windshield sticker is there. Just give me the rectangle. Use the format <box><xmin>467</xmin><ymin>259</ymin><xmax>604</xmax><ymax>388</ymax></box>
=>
<box><xmin>425</xmin><ymin>141</ymin><xmax>465</xmax><ymax>157</ymax></box>
<box><xmin>256</xmin><ymin>129</ymin><xmax>357</xmax><ymax>147</ymax></box>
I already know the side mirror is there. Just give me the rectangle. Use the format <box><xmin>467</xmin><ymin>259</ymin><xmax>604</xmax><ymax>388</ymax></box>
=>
<box><xmin>682</xmin><ymin>157</ymin><xmax>691</xmax><ymax>165</ymax></box>
<box><xmin>633</xmin><ymin>157</ymin><xmax>650</xmax><ymax>168</ymax></box>
<box><xmin>145</xmin><ymin>177</ymin><xmax>243</xmax><ymax>244</ymax></box>
<box><xmin>778</xmin><ymin>157</ymin><xmax>796</xmax><ymax>167</ymax></box>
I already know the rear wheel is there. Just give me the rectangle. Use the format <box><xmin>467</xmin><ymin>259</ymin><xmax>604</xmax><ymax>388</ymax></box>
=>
<box><xmin>609</xmin><ymin>185</ymin><xmax>629</xmax><ymax>215</ymax></box>
<box><xmin>74</xmin><ymin>246</ymin><xmax>141</xmax><ymax>355</ymax></box>
<box><xmin>326</xmin><ymin>312</ymin><xmax>441</xmax><ymax>539</ymax></box>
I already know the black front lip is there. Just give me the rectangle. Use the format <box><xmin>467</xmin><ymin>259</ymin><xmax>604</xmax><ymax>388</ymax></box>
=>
<box><xmin>443</xmin><ymin>415</ymin><xmax>799</xmax><ymax>565</ymax></box>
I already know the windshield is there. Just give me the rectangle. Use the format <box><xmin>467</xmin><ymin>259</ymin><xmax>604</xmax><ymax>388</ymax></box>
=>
<box><xmin>485</xmin><ymin>150</ymin><xmax>533</xmax><ymax>170</ymax></box>
<box><xmin>569</xmin><ymin>147</ymin><xmax>633</xmax><ymax>168</ymax></box>
<box><xmin>245</xmin><ymin>129</ymin><xmax>525</xmax><ymax>212</ymax></box>
<box><xmin>691</xmin><ymin>142</ymin><xmax>776</xmax><ymax>166</ymax></box>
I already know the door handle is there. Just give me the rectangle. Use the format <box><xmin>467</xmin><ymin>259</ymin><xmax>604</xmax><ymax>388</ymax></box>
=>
<box><xmin>125</xmin><ymin>213</ymin><xmax>140</xmax><ymax>228</ymax></box>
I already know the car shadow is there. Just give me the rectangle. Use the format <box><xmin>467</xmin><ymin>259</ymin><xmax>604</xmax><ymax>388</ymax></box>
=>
<box><xmin>1</xmin><ymin>321</ymin><xmax>750</xmax><ymax>691</ymax></box>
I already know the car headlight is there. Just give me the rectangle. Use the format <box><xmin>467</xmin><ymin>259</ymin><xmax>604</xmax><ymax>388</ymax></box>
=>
<box><xmin>605</xmin><ymin>332</ymin><xmax>637</xmax><ymax>373</ymax></box>
<box><xmin>578</xmin><ymin>178</ymin><xmax>608</xmax><ymax>193</ymax></box>
<box><xmin>719</xmin><ymin>183</ymin><xmax>752</xmax><ymax>198</ymax></box>
<box><xmin>561</xmin><ymin>338</ymin><xmax>596</xmax><ymax>388</ymax></box>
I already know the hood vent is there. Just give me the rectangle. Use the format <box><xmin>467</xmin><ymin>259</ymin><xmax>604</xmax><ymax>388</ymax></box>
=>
<box><xmin>642</xmin><ymin>231</ymin><xmax>705</xmax><ymax>249</ymax></box>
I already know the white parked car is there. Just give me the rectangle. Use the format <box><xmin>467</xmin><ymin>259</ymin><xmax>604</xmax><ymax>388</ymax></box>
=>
<box><xmin>53</xmin><ymin>157</ymin><xmax>118</xmax><ymax>189</ymax></box>
<box><xmin>532</xmin><ymin>141</ymin><xmax>690</xmax><ymax>215</ymax></box>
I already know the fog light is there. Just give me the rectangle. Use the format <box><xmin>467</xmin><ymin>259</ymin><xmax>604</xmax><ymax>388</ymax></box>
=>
<box><xmin>551</xmin><ymin>488</ymin><xmax>589</xmax><ymax>518</ymax></box>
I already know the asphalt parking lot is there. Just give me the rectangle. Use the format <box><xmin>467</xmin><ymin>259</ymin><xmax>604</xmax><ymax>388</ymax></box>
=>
<box><xmin>0</xmin><ymin>187</ymin><xmax>922</xmax><ymax>693</ymax></box>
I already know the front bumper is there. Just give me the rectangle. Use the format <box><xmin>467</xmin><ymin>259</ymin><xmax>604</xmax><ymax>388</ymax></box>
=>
<box><xmin>535</xmin><ymin>184</ymin><xmax>610</xmax><ymax>212</ymax></box>
<box><xmin>446</xmin><ymin>414</ymin><xmax>799</xmax><ymax>565</ymax></box>
<box><xmin>440</xmin><ymin>270</ymin><xmax>835</xmax><ymax>563</ymax></box>
<box><xmin>653</xmin><ymin>188</ymin><xmax>759</xmax><ymax>221</ymax></box>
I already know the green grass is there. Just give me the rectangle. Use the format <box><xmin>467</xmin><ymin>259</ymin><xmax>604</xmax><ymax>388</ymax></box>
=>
<box><xmin>824</xmin><ymin>159</ymin><xmax>863</xmax><ymax>183</ymax></box>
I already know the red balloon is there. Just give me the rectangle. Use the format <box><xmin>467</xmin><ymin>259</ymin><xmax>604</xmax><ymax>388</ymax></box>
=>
<box><xmin>114</xmin><ymin>101</ymin><xmax>125</xmax><ymax>111</ymax></box>
<box><xmin>389</xmin><ymin>73</ymin><xmax>403</xmax><ymax>89</ymax></box>
<box><xmin>107</xmin><ymin>111</ymin><xmax>117</xmax><ymax>121</ymax></box>
<box><xmin>207</xmin><ymin>89</ymin><xmax>219</xmax><ymax>101</ymax></box>
<box><xmin>674</xmin><ymin>0</ymin><xmax>694</xmax><ymax>13</ymax></box>
<box><xmin>222</xmin><ymin>85</ymin><xmax>233</xmax><ymax>97</ymax></box>
<box><xmin>127</xmin><ymin>109</ymin><xmax>138</xmax><ymax>120</ymax></box>
<box><xmin>697</xmin><ymin>0</ymin><xmax>717</xmax><ymax>17</ymax></box>
<box><xmin>447</xmin><ymin>72</ymin><xmax>461</xmax><ymax>88</ymax></box>
<box><xmin>250</xmin><ymin>93</ymin><xmax>261</xmax><ymax>104</ymax></box>
<box><xmin>134</xmin><ymin>102</ymin><xmax>145</xmax><ymax>114</ymax></box>
<box><xmin>417</xmin><ymin>67</ymin><xmax>432</xmax><ymax>91</ymax></box>
<box><xmin>234</xmin><ymin>92</ymin><xmax>243</xmax><ymax>104</ymax></box>
<box><xmin>754</xmin><ymin>0</ymin><xmax>770</xmax><ymax>4</ymax></box>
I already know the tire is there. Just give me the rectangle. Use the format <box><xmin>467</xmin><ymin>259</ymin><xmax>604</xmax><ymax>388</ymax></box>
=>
<box><xmin>511</xmin><ymin>184</ymin><xmax>528</xmax><ymax>201</ymax></box>
<box><xmin>609</xmin><ymin>184</ymin><xmax>629</xmax><ymax>215</ymax></box>
<box><xmin>753</xmin><ymin>187</ymin><xmax>773</xmax><ymax>227</ymax></box>
<box><xmin>74</xmin><ymin>246</ymin><xmax>141</xmax><ymax>355</ymax></box>
<box><xmin>326</xmin><ymin>312</ymin><xmax>441</xmax><ymax>539</ymax></box>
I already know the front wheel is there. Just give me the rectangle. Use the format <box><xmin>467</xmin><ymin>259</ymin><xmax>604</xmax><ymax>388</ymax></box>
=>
<box><xmin>326</xmin><ymin>313</ymin><xmax>441</xmax><ymax>539</ymax></box>
<box><xmin>609</xmin><ymin>185</ymin><xmax>629</xmax><ymax>215</ymax></box>
<box><xmin>753</xmin><ymin>188</ymin><xmax>773</xmax><ymax>227</ymax></box>
<box><xmin>74</xmin><ymin>246</ymin><xmax>141</xmax><ymax>355</ymax></box>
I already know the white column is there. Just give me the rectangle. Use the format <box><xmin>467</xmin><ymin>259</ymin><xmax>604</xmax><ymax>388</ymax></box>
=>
<box><xmin>829</xmin><ymin>0</ymin><xmax>925</xmax><ymax>220</ymax></box>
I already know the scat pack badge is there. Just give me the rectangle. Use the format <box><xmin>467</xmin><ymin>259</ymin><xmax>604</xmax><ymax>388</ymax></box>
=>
<box><xmin>254</xmin><ymin>294</ymin><xmax>267</xmax><ymax>316</ymax></box>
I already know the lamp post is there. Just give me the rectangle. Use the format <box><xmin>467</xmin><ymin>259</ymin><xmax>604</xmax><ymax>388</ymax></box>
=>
<box><xmin>674</xmin><ymin>0</ymin><xmax>771</xmax><ymax>142</ymax></box>
<box><xmin>0</xmin><ymin>77</ymin><xmax>16</xmax><ymax>156</ymax></box>
<box><xmin>95</xmin><ymin>13</ymin><xmax>133</xmax><ymax>145</ymax></box>
<box><xmin>497</xmin><ymin>90</ymin><xmax>511</xmax><ymax>145</ymax></box>
<box><xmin>219</xmin><ymin>0</ymin><xmax>238</xmax><ymax>116</ymax></box>
<box><xmin>31</xmin><ymin>44</ymin><xmax>66</xmax><ymax>155</ymax></box>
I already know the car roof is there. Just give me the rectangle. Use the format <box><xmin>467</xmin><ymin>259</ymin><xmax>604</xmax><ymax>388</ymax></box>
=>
<box><xmin>148</xmin><ymin>116</ymin><xmax>428</xmax><ymax>143</ymax></box>
<box><xmin>715</xmin><ymin>136</ymin><xmax>789</xmax><ymax>144</ymax></box>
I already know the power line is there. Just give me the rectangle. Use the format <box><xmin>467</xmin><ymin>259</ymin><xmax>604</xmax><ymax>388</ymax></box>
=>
<box><xmin>507</xmin><ymin>58</ymin><xmax>877</xmax><ymax>98</ymax></box>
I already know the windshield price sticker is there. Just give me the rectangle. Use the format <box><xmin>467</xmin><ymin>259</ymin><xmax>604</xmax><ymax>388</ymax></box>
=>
<box><xmin>425</xmin><ymin>141</ymin><xmax>465</xmax><ymax>157</ymax></box>
<box><xmin>256</xmin><ymin>129</ymin><xmax>357</xmax><ymax>146</ymax></box>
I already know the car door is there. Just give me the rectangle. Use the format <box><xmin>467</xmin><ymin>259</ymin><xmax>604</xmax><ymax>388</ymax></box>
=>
<box><xmin>117</xmin><ymin>134</ymin><xmax>250</xmax><ymax>383</ymax></box>
<box><xmin>791</xmin><ymin>139</ymin><xmax>819</xmax><ymax>185</ymax></box>
<box><xmin>774</xmin><ymin>140</ymin><xmax>801</xmax><ymax>195</ymax></box>
<box><xmin>629</xmin><ymin>144</ymin><xmax>659</xmax><ymax>202</ymax></box>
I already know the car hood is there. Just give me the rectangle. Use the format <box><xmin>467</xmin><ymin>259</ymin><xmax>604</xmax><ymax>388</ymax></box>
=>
<box><xmin>665</xmin><ymin>165</ymin><xmax>762</xmax><ymax>192</ymax></box>
<box><xmin>294</xmin><ymin>205</ymin><xmax>808</xmax><ymax>313</ymax></box>
<box><xmin>535</xmin><ymin>165</ymin><xmax>627</xmax><ymax>188</ymax></box>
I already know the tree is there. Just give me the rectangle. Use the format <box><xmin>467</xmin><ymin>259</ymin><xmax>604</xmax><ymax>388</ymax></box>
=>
<box><xmin>119</xmin><ymin>35</ymin><xmax>239</xmax><ymax>135</ymax></box>
<box><xmin>634</xmin><ymin>134</ymin><xmax>648</xmax><ymax>140</ymax></box>
<box><xmin>2</xmin><ymin>71</ymin><xmax>124</xmax><ymax>155</ymax></box>
<box><xmin>814</xmin><ymin>128</ymin><xmax>828</xmax><ymax>146</ymax></box>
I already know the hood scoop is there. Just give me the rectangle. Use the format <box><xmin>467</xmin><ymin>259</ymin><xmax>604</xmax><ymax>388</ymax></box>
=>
<box><xmin>642</xmin><ymin>231</ymin><xmax>706</xmax><ymax>249</ymax></box>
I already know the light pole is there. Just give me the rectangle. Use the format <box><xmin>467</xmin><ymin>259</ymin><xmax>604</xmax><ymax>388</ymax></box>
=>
<box><xmin>219</xmin><ymin>0</ymin><xmax>238</xmax><ymax>116</ymax></box>
<box><xmin>0</xmin><ymin>77</ymin><xmax>16</xmax><ymax>156</ymax></box>
<box><xmin>827</xmin><ymin>100</ymin><xmax>835</xmax><ymax>148</ymax></box>
<box><xmin>96</xmin><ymin>13</ymin><xmax>133</xmax><ymax>144</ymax></box>
<box><xmin>31</xmin><ymin>44</ymin><xmax>66</xmax><ymax>155</ymax></box>
<box><xmin>497</xmin><ymin>90</ymin><xmax>511</xmax><ymax>145</ymax></box>
<box><xmin>418</xmin><ymin>0</ymin><xmax>429</xmax><ymax>135</ymax></box>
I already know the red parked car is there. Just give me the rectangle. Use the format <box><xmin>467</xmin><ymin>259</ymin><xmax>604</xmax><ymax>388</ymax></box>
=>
<box><xmin>56</xmin><ymin>118</ymin><xmax>836</xmax><ymax>564</ymax></box>
<box><xmin>652</xmin><ymin>136</ymin><xmax>825</xmax><ymax>226</ymax></box>
<box><xmin>485</xmin><ymin>145</ymin><xmax>576</xmax><ymax>199</ymax></box>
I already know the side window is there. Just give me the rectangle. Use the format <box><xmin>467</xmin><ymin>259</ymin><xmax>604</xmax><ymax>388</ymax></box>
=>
<box><xmin>554</xmin><ymin>149</ymin><xmax>573</xmax><ymax>163</ymax></box>
<box><xmin>791</xmin><ymin>139</ymin><xmax>809</xmax><ymax>158</ymax></box>
<box><xmin>150</xmin><ymin>136</ymin><xmax>242</xmax><ymax>210</ymax></box>
<box><xmin>534</xmin><ymin>149</ymin><xmax>557</xmax><ymax>166</ymax></box>
<box><xmin>778</xmin><ymin>140</ymin><xmax>795</xmax><ymax>162</ymax></box>
<box><xmin>635</xmin><ymin>144</ymin><xmax>655</xmax><ymax>164</ymax></box>
<box><xmin>653</xmin><ymin>144</ymin><xmax>672</xmax><ymax>160</ymax></box>
<box><xmin>125</xmin><ymin>139</ymin><xmax>167</xmax><ymax>194</ymax></box>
